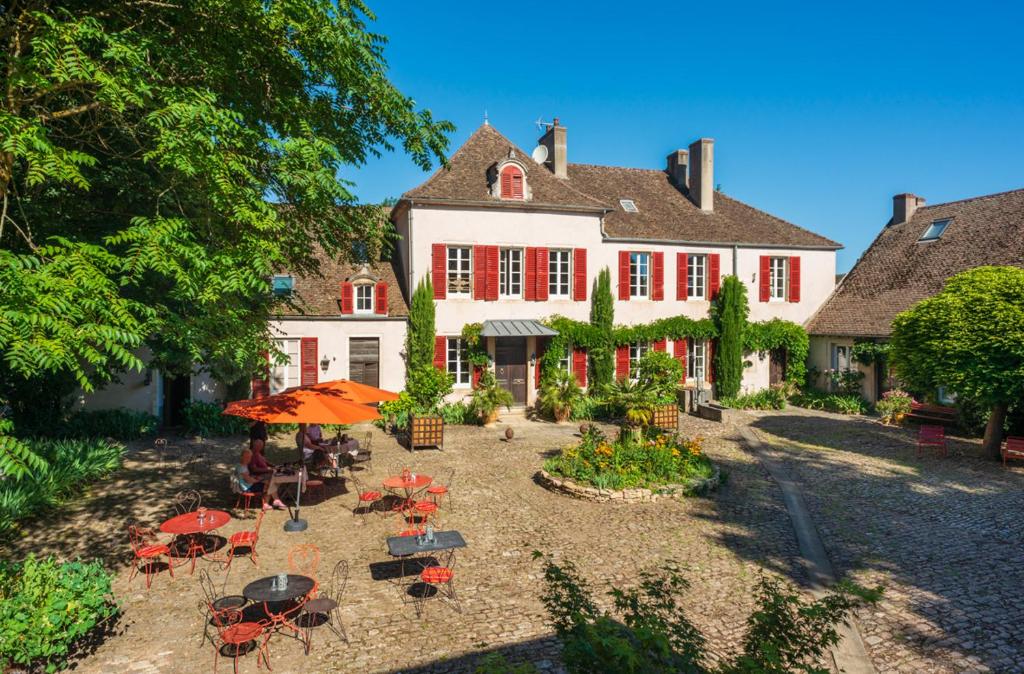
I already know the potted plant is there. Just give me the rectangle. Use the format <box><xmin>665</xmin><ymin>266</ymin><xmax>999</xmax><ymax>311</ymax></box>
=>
<box><xmin>468</xmin><ymin>370</ymin><xmax>514</xmax><ymax>426</ymax></box>
<box><xmin>606</xmin><ymin>377</ymin><xmax>656</xmax><ymax>442</ymax></box>
<box><xmin>538</xmin><ymin>367</ymin><xmax>584</xmax><ymax>423</ymax></box>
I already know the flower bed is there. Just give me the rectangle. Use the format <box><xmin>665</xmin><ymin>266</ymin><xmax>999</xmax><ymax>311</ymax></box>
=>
<box><xmin>541</xmin><ymin>427</ymin><xmax>718</xmax><ymax>497</ymax></box>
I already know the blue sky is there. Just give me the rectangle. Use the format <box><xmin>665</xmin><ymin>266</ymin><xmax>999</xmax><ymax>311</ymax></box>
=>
<box><xmin>349</xmin><ymin>1</ymin><xmax>1024</xmax><ymax>271</ymax></box>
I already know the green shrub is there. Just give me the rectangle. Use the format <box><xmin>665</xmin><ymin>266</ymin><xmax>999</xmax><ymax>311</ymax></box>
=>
<box><xmin>181</xmin><ymin>400</ymin><xmax>249</xmax><ymax>437</ymax></box>
<box><xmin>789</xmin><ymin>390</ymin><xmax>868</xmax><ymax>415</ymax></box>
<box><xmin>0</xmin><ymin>555</ymin><xmax>118</xmax><ymax>673</ymax></box>
<box><xmin>635</xmin><ymin>350</ymin><xmax>683</xmax><ymax>404</ymax></box>
<box><xmin>544</xmin><ymin>426</ymin><xmax>714</xmax><ymax>491</ymax></box>
<box><xmin>51</xmin><ymin>408</ymin><xmax>158</xmax><ymax>441</ymax></box>
<box><xmin>474</xmin><ymin>653</ymin><xmax>539</xmax><ymax>674</ymax></box>
<box><xmin>0</xmin><ymin>438</ymin><xmax>124</xmax><ymax>538</ymax></box>
<box><xmin>538</xmin><ymin>368</ymin><xmax>585</xmax><ymax>422</ymax></box>
<box><xmin>378</xmin><ymin>391</ymin><xmax>418</xmax><ymax>430</ymax></box>
<box><xmin>720</xmin><ymin>388</ymin><xmax>787</xmax><ymax>411</ymax></box>
<box><xmin>468</xmin><ymin>370</ymin><xmax>514</xmax><ymax>422</ymax></box>
<box><xmin>875</xmin><ymin>390</ymin><xmax>914</xmax><ymax>424</ymax></box>
<box><xmin>439</xmin><ymin>401</ymin><xmax>475</xmax><ymax>425</ymax></box>
<box><xmin>406</xmin><ymin>365</ymin><xmax>454</xmax><ymax>410</ymax></box>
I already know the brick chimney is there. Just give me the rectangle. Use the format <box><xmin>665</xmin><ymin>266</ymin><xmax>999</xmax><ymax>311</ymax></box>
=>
<box><xmin>687</xmin><ymin>138</ymin><xmax>714</xmax><ymax>212</ymax></box>
<box><xmin>666</xmin><ymin>149</ymin><xmax>689</xmax><ymax>189</ymax></box>
<box><xmin>539</xmin><ymin>118</ymin><xmax>567</xmax><ymax>179</ymax></box>
<box><xmin>892</xmin><ymin>193</ymin><xmax>925</xmax><ymax>225</ymax></box>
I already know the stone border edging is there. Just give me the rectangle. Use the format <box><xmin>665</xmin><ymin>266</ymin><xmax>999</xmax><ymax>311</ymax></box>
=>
<box><xmin>536</xmin><ymin>466</ymin><xmax>720</xmax><ymax>503</ymax></box>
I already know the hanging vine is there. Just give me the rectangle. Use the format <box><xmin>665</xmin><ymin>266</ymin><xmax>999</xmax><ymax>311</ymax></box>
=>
<box><xmin>743</xmin><ymin>318</ymin><xmax>809</xmax><ymax>385</ymax></box>
<box><xmin>460</xmin><ymin>322</ymin><xmax>490</xmax><ymax>367</ymax></box>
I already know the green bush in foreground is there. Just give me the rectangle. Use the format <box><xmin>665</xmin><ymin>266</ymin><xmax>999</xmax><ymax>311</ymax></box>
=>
<box><xmin>181</xmin><ymin>400</ymin><xmax>249</xmax><ymax>437</ymax></box>
<box><xmin>720</xmin><ymin>388</ymin><xmax>788</xmax><ymax>411</ymax></box>
<box><xmin>789</xmin><ymin>390</ymin><xmax>869</xmax><ymax>415</ymax></box>
<box><xmin>0</xmin><ymin>555</ymin><xmax>118</xmax><ymax>673</ymax></box>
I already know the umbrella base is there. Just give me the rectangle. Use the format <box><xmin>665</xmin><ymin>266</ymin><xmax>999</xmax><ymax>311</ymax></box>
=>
<box><xmin>283</xmin><ymin>518</ymin><xmax>308</xmax><ymax>533</ymax></box>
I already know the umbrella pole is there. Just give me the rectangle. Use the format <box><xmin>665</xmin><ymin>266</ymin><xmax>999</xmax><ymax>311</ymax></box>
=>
<box><xmin>284</xmin><ymin>465</ymin><xmax>308</xmax><ymax>533</ymax></box>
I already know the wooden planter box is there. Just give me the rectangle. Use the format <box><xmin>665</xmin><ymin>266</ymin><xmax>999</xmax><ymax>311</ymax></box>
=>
<box><xmin>652</xmin><ymin>404</ymin><xmax>679</xmax><ymax>431</ymax></box>
<box><xmin>409</xmin><ymin>414</ymin><xmax>444</xmax><ymax>451</ymax></box>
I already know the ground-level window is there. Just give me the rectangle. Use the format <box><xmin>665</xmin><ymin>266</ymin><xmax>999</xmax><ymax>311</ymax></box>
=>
<box><xmin>830</xmin><ymin>344</ymin><xmax>850</xmax><ymax>372</ymax></box>
<box><xmin>559</xmin><ymin>344</ymin><xmax>571</xmax><ymax>372</ymax></box>
<box><xmin>355</xmin><ymin>284</ymin><xmax>374</xmax><ymax>313</ymax></box>
<box><xmin>500</xmin><ymin>247</ymin><xmax>522</xmax><ymax>297</ymax></box>
<box><xmin>548</xmin><ymin>249</ymin><xmax>571</xmax><ymax>297</ymax></box>
<box><xmin>687</xmin><ymin>254</ymin><xmax>706</xmax><ymax>299</ymax></box>
<box><xmin>769</xmin><ymin>257</ymin><xmax>788</xmax><ymax>300</ymax></box>
<box><xmin>447</xmin><ymin>246</ymin><xmax>472</xmax><ymax>296</ymax></box>
<box><xmin>447</xmin><ymin>337</ymin><xmax>470</xmax><ymax>386</ymax></box>
<box><xmin>629</xmin><ymin>342</ymin><xmax>649</xmax><ymax>380</ymax></box>
<box><xmin>687</xmin><ymin>340</ymin><xmax>706</xmax><ymax>381</ymax></box>
<box><xmin>270</xmin><ymin>338</ymin><xmax>300</xmax><ymax>393</ymax></box>
<box><xmin>630</xmin><ymin>252</ymin><xmax>650</xmax><ymax>298</ymax></box>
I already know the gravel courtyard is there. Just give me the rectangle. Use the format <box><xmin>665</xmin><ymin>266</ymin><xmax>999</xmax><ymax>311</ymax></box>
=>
<box><xmin>5</xmin><ymin>409</ymin><xmax>1023</xmax><ymax>673</ymax></box>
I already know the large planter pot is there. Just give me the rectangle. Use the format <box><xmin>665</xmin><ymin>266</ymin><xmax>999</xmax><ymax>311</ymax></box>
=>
<box><xmin>553</xmin><ymin>406</ymin><xmax>571</xmax><ymax>423</ymax></box>
<box><xmin>620</xmin><ymin>424</ymin><xmax>644</xmax><ymax>443</ymax></box>
<box><xmin>409</xmin><ymin>414</ymin><xmax>444</xmax><ymax>451</ymax></box>
<box><xmin>482</xmin><ymin>409</ymin><xmax>500</xmax><ymax>427</ymax></box>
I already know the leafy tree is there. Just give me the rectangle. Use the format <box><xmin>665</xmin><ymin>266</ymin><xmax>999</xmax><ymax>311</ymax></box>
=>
<box><xmin>0</xmin><ymin>0</ymin><xmax>451</xmax><ymax>467</ymax></box>
<box><xmin>589</xmin><ymin>268</ymin><xmax>615</xmax><ymax>387</ymax></box>
<box><xmin>636</xmin><ymin>349</ymin><xmax>683</xmax><ymax>404</ymax></box>
<box><xmin>713</xmin><ymin>276</ymin><xmax>748</xmax><ymax>398</ymax></box>
<box><xmin>889</xmin><ymin>266</ymin><xmax>1024</xmax><ymax>458</ymax></box>
<box><xmin>406</xmin><ymin>276</ymin><xmax>437</xmax><ymax>372</ymax></box>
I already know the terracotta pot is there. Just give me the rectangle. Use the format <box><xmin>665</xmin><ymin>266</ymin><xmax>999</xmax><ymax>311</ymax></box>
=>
<box><xmin>483</xmin><ymin>410</ymin><xmax>499</xmax><ymax>426</ymax></box>
<box><xmin>505</xmin><ymin>427</ymin><xmax>514</xmax><ymax>440</ymax></box>
<box><xmin>554</xmin><ymin>406</ymin><xmax>571</xmax><ymax>423</ymax></box>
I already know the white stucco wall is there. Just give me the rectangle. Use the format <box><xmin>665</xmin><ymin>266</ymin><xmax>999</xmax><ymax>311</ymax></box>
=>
<box><xmin>807</xmin><ymin>335</ymin><xmax>878</xmax><ymax>402</ymax></box>
<box><xmin>269</xmin><ymin>317</ymin><xmax>407</xmax><ymax>394</ymax></box>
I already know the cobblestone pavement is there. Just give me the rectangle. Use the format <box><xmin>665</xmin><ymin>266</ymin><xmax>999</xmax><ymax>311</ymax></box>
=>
<box><xmin>749</xmin><ymin>409</ymin><xmax>1024</xmax><ymax>674</ymax></box>
<box><xmin>6</xmin><ymin>414</ymin><xmax>806</xmax><ymax>674</ymax></box>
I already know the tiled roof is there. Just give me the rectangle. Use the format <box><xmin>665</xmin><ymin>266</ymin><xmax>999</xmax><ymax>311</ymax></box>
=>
<box><xmin>806</xmin><ymin>188</ymin><xmax>1024</xmax><ymax>337</ymax></box>
<box><xmin>279</xmin><ymin>256</ymin><xmax>408</xmax><ymax>318</ymax></box>
<box><xmin>566</xmin><ymin>163</ymin><xmax>840</xmax><ymax>248</ymax></box>
<box><xmin>400</xmin><ymin>123</ymin><xmax>839</xmax><ymax>249</ymax></box>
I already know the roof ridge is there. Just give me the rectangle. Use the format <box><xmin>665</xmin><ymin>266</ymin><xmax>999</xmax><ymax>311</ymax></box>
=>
<box><xmin>569</xmin><ymin>162</ymin><xmax>666</xmax><ymax>174</ymax></box>
<box><xmin>919</xmin><ymin>186</ymin><xmax>1024</xmax><ymax>210</ymax></box>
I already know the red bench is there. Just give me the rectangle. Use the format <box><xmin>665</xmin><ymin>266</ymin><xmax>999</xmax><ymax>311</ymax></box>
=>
<box><xmin>917</xmin><ymin>424</ymin><xmax>947</xmax><ymax>458</ymax></box>
<box><xmin>907</xmin><ymin>401</ymin><xmax>957</xmax><ymax>426</ymax></box>
<box><xmin>1002</xmin><ymin>437</ymin><xmax>1024</xmax><ymax>468</ymax></box>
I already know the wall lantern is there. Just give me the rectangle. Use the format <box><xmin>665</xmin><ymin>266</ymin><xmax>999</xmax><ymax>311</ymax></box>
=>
<box><xmin>320</xmin><ymin>355</ymin><xmax>331</xmax><ymax>373</ymax></box>
<box><xmin>529</xmin><ymin>352</ymin><xmax>537</xmax><ymax>366</ymax></box>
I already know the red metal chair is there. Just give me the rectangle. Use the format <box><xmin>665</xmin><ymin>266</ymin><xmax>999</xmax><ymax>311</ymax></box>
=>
<box><xmin>224</xmin><ymin>508</ymin><xmax>265</xmax><ymax>569</ymax></box>
<box><xmin>412</xmin><ymin>500</ymin><xmax>440</xmax><ymax>529</ymax></box>
<box><xmin>127</xmin><ymin>522</ymin><xmax>174</xmax><ymax>589</ymax></box>
<box><xmin>288</xmin><ymin>543</ymin><xmax>321</xmax><ymax>595</ymax></box>
<box><xmin>304</xmin><ymin>477</ymin><xmax>325</xmax><ymax>503</ymax></box>
<box><xmin>416</xmin><ymin>549</ymin><xmax>460</xmax><ymax>616</ymax></box>
<box><xmin>1002</xmin><ymin>437</ymin><xmax>1024</xmax><ymax>467</ymax></box>
<box><xmin>917</xmin><ymin>424</ymin><xmax>947</xmax><ymax>458</ymax></box>
<box><xmin>231</xmin><ymin>473</ymin><xmax>258</xmax><ymax>518</ymax></box>
<box><xmin>211</xmin><ymin>608</ymin><xmax>271</xmax><ymax>674</ymax></box>
<box><xmin>426</xmin><ymin>468</ymin><xmax>454</xmax><ymax>512</ymax></box>
<box><xmin>198</xmin><ymin>568</ymin><xmax>248</xmax><ymax>649</ymax></box>
<box><xmin>348</xmin><ymin>474</ymin><xmax>381</xmax><ymax>519</ymax></box>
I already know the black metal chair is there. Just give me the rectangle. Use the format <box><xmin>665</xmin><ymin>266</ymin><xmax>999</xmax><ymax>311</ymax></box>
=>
<box><xmin>197</xmin><ymin>567</ymin><xmax>248</xmax><ymax>648</ymax></box>
<box><xmin>300</xmin><ymin>560</ymin><xmax>349</xmax><ymax>653</ymax></box>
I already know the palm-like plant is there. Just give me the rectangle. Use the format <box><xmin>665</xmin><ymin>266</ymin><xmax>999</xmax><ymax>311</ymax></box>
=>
<box><xmin>538</xmin><ymin>368</ymin><xmax>584</xmax><ymax>422</ymax></box>
<box><xmin>468</xmin><ymin>370</ymin><xmax>514</xmax><ymax>425</ymax></box>
<box><xmin>605</xmin><ymin>378</ymin><xmax>657</xmax><ymax>435</ymax></box>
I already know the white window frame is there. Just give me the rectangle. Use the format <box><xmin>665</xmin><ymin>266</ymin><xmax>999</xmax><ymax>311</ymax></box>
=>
<box><xmin>769</xmin><ymin>257</ymin><xmax>788</xmax><ymax>301</ymax></box>
<box><xmin>630</xmin><ymin>252</ymin><xmax>650</xmax><ymax>299</ymax></box>
<box><xmin>500</xmin><ymin>247</ymin><xmax>523</xmax><ymax>298</ymax></box>
<box><xmin>447</xmin><ymin>246</ymin><xmax>472</xmax><ymax>297</ymax></box>
<box><xmin>559</xmin><ymin>344</ymin><xmax>571</xmax><ymax>373</ymax></box>
<box><xmin>687</xmin><ymin>254</ymin><xmax>706</xmax><ymax>300</ymax></box>
<box><xmin>919</xmin><ymin>219</ymin><xmax>950</xmax><ymax>241</ymax></box>
<box><xmin>830</xmin><ymin>343</ymin><xmax>850</xmax><ymax>372</ymax></box>
<box><xmin>619</xmin><ymin>199</ymin><xmax>639</xmax><ymax>213</ymax></box>
<box><xmin>628</xmin><ymin>342</ymin><xmax>649</xmax><ymax>381</ymax></box>
<box><xmin>354</xmin><ymin>283</ymin><xmax>374</xmax><ymax>314</ymax></box>
<box><xmin>687</xmin><ymin>340</ymin><xmax>706</xmax><ymax>382</ymax></box>
<box><xmin>270</xmin><ymin>338</ymin><xmax>300</xmax><ymax>394</ymax></box>
<box><xmin>548</xmin><ymin>249</ymin><xmax>571</xmax><ymax>298</ymax></box>
<box><xmin>447</xmin><ymin>337</ymin><xmax>470</xmax><ymax>387</ymax></box>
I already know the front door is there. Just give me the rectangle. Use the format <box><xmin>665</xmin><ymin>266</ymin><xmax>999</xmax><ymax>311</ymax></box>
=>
<box><xmin>349</xmin><ymin>337</ymin><xmax>379</xmax><ymax>387</ymax></box>
<box><xmin>495</xmin><ymin>338</ymin><xmax>527</xmax><ymax>405</ymax></box>
<box><xmin>769</xmin><ymin>348</ymin><xmax>787</xmax><ymax>386</ymax></box>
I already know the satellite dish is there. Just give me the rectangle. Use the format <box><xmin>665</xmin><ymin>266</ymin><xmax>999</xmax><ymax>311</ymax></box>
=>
<box><xmin>531</xmin><ymin>144</ymin><xmax>549</xmax><ymax>164</ymax></box>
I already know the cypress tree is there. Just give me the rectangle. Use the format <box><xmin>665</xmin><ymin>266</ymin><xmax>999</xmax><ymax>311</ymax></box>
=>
<box><xmin>713</xmin><ymin>275</ymin><xmax>749</xmax><ymax>398</ymax></box>
<box><xmin>589</xmin><ymin>268</ymin><xmax>615</xmax><ymax>387</ymax></box>
<box><xmin>406</xmin><ymin>276</ymin><xmax>436</xmax><ymax>372</ymax></box>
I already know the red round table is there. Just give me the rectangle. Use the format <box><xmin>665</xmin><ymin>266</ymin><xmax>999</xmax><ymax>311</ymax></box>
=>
<box><xmin>382</xmin><ymin>474</ymin><xmax>432</xmax><ymax>493</ymax></box>
<box><xmin>160</xmin><ymin>510</ymin><xmax>231</xmax><ymax>573</ymax></box>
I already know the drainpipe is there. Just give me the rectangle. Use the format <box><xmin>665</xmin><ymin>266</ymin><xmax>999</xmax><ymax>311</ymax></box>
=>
<box><xmin>732</xmin><ymin>245</ymin><xmax>738</xmax><ymax>280</ymax></box>
<box><xmin>407</xmin><ymin>206</ymin><xmax>415</xmax><ymax>296</ymax></box>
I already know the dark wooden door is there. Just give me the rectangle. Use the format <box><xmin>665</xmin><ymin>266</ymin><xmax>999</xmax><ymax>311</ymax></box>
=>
<box><xmin>769</xmin><ymin>348</ymin><xmax>787</xmax><ymax>386</ymax></box>
<box><xmin>495</xmin><ymin>338</ymin><xmax>527</xmax><ymax>405</ymax></box>
<box><xmin>163</xmin><ymin>374</ymin><xmax>190</xmax><ymax>426</ymax></box>
<box><xmin>349</xmin><ymin>337</ymin><xmax>379</xmax><ymax>387</ymax></box>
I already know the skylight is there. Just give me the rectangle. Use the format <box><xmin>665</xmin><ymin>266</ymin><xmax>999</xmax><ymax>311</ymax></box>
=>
<box><xmin>619</xmin><ymin>199</ymin><xmax>638</xmax><ymax>213</ymax></box>
<box><xmin>919</xmin><ymin>218</ymin><xmax>950</xmax><ymax>241</ymax></box>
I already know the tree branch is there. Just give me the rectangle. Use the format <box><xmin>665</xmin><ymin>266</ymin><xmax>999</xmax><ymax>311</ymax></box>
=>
<box><xmin>37</xmin><ymin>101</ymin><xmax>102</xmax><ymax>123</ymax></box>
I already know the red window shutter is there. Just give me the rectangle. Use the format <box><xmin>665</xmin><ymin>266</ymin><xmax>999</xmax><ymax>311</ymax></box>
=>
<box><xmin>677</xmin><ymin>253</ymin><xmax>688</xmax><ymax>300</ymax></box>
<box><xmin>572</xmin><ymin>347</ymin><xmax>587</xmax><ymax>387</ymax></box>
<box><xmin>618</xmin><ymin>251</ymin><xmax>630</xmax><ymax>300</ymax></box>
<box><xmin>673</xmin><ymin>339</ymin><xmax>687</xmax><ymax>383</ymax></box>
<box><xmin>432</xmin><ymin>244</ymin><xmax>447</xmax><ymax>299</ymax></box>
<box><xmin>472</xmin><ymin>365</ymin><xmax>483</xmax><ymax>389</ymax></box>
<box><xmin>251</xmin><ymin>351</ymin><xmax>270</xmax><ymax>399</ymax></box>
<box><xmin>535</xmin><ymin>247</ymin><xmax>549</xmax><ymax>301</ymax></box>
<box><xmin>709</xmin><ymin>253</ymin><xmax>721</xmax><ymax>300</ymax></box>
<box><xmin>524</xmin><ymin>247</ymin><xmax>537</xmax><ymax>301</ymax></box>
<box><xmin>501</xmin><ymin>170</ymin><xmax>512</xmax><ymax>198</ymax></box>
<box><xmin>535</xmin><ymin>339</ymin><xmax>547</xmax><ymax>388</ymax></box>
<box><xmin>374</xmin><ymin>281</ymin><xmax>388</xmax><ymax>314</ymax></box>
<box><xmin>615</xmin><ymin>345</ymin><xmax>630</xmax><ymax>380</ymax></box>
<box><xmin>653</xmin><ymin>338</ymin><xmax>667</xmax><ymax>352</ymax></box>
<box><xmin>300</xmin><ymin>337</ymin><xmax>318</xmax><ymax>386</ymax></box>
<box><xmin>759</xmin><ymin>256</ymin><xmax>771</xmax><ymax>302</ymax></box>
<box><xmin>485</xmin><ymin>246</ymin><xmax>500</xmax><ymax>300</ymax></box>
<box><xmin>473</xmin><ymin>245</ymin><xmax>486</xmax><ymax>299</ymax></box>
<box><xmin>652</xmin><ymin>252</ymin><xmax>664</xmax><ymax>300</ymax></box>
<box><xmin>788</xmin><ymin>256</ymin><xmax>801</xmax><ymax>303</ymax></box>
<box><xmin>500</xmin><ymin>166</ymin><xmax>524</xmax><ymax>199</ymax></box>
<box><xmin>573</xmin><ymin>248</ymin><xmax>587</xmax><ymax>301</ymax></box>
<box><xmin>340</xmin><ymin>282</ymin><xmax>354</xmax><ymax>314</ymax></box>
<box><xmin>433</xmin><ymin>336</ymin><xmax>446</xmax><ymax>371</ymax></box>
<box><xmin>707</xmin><ymin>340</ymin><xmax>715</xmax><ymax>383</ymax></box>
<box><xmin>512</xmin><ymin>173</ymin><xmax>523</xmax><ymax>199</ymax></box>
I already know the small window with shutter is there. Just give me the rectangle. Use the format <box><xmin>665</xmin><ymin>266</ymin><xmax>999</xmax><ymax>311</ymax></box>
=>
<box><xmin>500</xmin><ymin>165</ymin><xmax>524</xmax><ymax>200</ymax></box>
<box><xmin>354</xmin><ymin>284</ymin><xmax>374</xmax><ymax>314</ymax></box>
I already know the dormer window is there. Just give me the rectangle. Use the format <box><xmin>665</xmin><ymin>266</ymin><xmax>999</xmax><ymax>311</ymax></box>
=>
<box><xmin>919</xmin><ymin>218</ymin><xmax>950</xmax><ymax>241</ymax></box>
<box><xmin>354</xmin><ymin>283</ymin><xmax>374</xmax><ymax>313</ymax></box>
<box><xmin>500</xmin><ymin>165</ymin><xmax>524</xmax><ymax>200</ymax></box>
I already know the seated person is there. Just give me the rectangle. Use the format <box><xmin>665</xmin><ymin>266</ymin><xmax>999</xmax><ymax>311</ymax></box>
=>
<box><xmin>249</xmin><ymin>441</ymin><xmax>274</xmax><ymax>477</ymax></box>
<box><xmin>296</xmin><ymin>423</ymin><xmax>331</xmax><ymax>469</ymax></box>
<box><xmin>235</xmin><ymin>449</ymin><xmax>285</xmax><ymax>511</ymax></box>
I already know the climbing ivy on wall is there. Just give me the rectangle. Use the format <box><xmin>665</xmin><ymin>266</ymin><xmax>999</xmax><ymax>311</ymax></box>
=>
<box><xmin>743</xmin><ymin>319</ymin><xmax>809</xmax><ymax>385</ymax></box>
<box><xmin>460</xmin><ymin>323</ymin><xmax>490</xmax><ymax>367</ymax></box>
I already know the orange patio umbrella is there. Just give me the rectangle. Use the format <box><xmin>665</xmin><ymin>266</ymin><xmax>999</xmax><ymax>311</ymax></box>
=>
<box><xmin>223</xmin><ymin>387</ymin><xmax>382</xmax><ymax>425</ymax></box>
<box><xmin>283</xmin><ymin>379</ymin><xmax>399</xmax><ymax>405</ymax></box>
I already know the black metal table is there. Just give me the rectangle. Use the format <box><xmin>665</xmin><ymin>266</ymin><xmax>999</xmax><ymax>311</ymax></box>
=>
<box><xmin>243</xmin><ymin>574</ymin><xmax>315</xmax><ymax>640</ymax></box>
<box><xmin>386</xmin><ymin>530</ymin><xmax>466</xmax><ymax>557</ymax></box>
